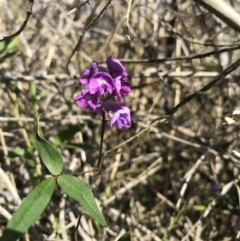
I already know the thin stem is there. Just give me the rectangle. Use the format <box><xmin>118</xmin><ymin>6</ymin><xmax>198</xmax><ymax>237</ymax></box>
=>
<box><xmin>90</xmin><ymin>110</ymin><xmax>106</xmax><ymax>188</ymax></box>
<box><xmin>0</xmin><ymin>0</ymin><xmax>34</xmax><ymax>42</ymax></box>
<box><xmin>96</xmin><ymin>110</ymin><xmax>106</xmax><ymax>169</ymax></box>
<box><xmin>66</xmin><ymin>0</ymin><xmax>112</xmax><ymax>73</ymax></box>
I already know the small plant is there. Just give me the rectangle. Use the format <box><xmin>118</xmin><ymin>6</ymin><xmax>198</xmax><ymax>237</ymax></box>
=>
<box><xmin>0</xmin><ymin>57</ymin><xmax>131</xmax><ymax>241</ymax></box>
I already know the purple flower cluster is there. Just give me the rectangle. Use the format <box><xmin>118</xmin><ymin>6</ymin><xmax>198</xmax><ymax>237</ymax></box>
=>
<box><xmin>74</xmin><ymin>57</ymin><xmax>131</xmax><ymax>129</ymax></box>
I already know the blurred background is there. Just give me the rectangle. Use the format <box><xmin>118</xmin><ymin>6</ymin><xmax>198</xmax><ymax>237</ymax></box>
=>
<box><xmin>1</xmin><ymin>0</ymin><xmax>240</xmax><ymax>240</ymax></box>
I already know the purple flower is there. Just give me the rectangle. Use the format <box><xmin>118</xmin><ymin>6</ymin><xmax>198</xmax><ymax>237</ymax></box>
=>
<box><xmin>80</xmin><ymin>61</ymin><xmax>107</xmax><ymax>85</ymax></box>
<box><xmin>106</xmin><ymin>56</ymin><xmax>131</xmax><ymax>100</ymax></box>
<box><xmin>107</xmin><ymin>57</ymin><xmax>127</xmax><ymax>78</ymax></box>
<box><xmin>74</xmin><ymin>87</ymin><xmax>99</xmax><ymax>111</ymax></box>
<box><xmin>103</xmin><ymin>101</ymin><xmax>131</xmax><ymax>129</ymax></box>
<box><xmin>74</xmin><ymin>57</ymin><xmax>132</xmax><ymax>129</ymax></box>
<box><xmin>89</xmin><ymin>72</ymin><xmax>115</xmax><ymax>96</ymax></box>
<box><xmin>114</xmin><ymin>77</ymin><xmax>131</xmax><ymax>101</ymax></box>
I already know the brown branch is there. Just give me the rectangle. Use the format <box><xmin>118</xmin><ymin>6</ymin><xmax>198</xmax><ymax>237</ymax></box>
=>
<box><xmin>66</xmin><ymin>0</ymin><xmax>112</xmax><ymax>74</ymax></box>
<box><xmin>103</xmin><ymin>59</ymin><xmax>240</xmax><ymax>163</ymax></box>
<box><xmin>118</xmin><ymin>44</ymin><xmax>240</xmax><ymax>64</ymax></box>
<box><xmin>0</xmin><ymin>0</ymin><xmax>34</xmax><ymax>42</ymax></box>
<box><xmin>0</xmin><ymin>71</ymin><xmax>238</xmax><ymax>83</ymax></box>
<box><xmin>67</xmin><ymin>0</ymin><xmax>90</xmax><ymax>16</ymax></box>
<box><xmin>193</xmin><ymin>0</ymin><xmax>240</xmax><ymax>33</ymax></box>
<box><xmin>167</xmin><ymin>57</ymin><xmax>240</xmax><ymax>115</ymax></box>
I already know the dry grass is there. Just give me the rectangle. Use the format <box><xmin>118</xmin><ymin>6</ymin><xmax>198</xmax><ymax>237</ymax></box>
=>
<box><xmin>1</xmin><ymin>0</ymin><xmax>240</xmax><ymax>240</ymax></box>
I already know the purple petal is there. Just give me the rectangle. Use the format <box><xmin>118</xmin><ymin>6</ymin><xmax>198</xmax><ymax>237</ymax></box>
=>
<box><xmin>112</xmin><ymin>112</ymin><xmax>131</xmax><ymax>129</ymax></box>
<box><xmin>91</xmin><ymin>61</ymin><xmax>98</xmax><ymax>71</ymax></box>
<box><xmin>80</xmin><ymin>61</ymin><xmax>100</xmax><ymax>85</ymax></box>
<box><xmin>89</xmin><ymin>72</ymin><xmax>115</xmax><ymax>95</ymax></box>
<box><xmin>88</xmin><ymin>77</ymin><xmax>103</xmax><ymax>95</ymax></box>
<box><xmin>106</xmin><ymin>59</ymin><xmax>131</xmax><ymax>99</ymax></box>
<box><xmin>104</xmin><ymin>101</ymin><xmax>123</xmax><ymax>112</ymax></box>
<box><xmin>74</xmin><ymin>94</ymin><xmax>82</xmax><ymax>101</ymax></box>
<box><xmin>87</xmin><ymin>94</ymin><xmax>98</xmax><ymax>111</ymax></box>
<box><xmin>115</xmin><ymin>119</ymin><xmax>123</xmax><ymax>129</ymax></box>
<box><xmin>121</xmin><ymin>82</ymin><xmax>131</xmax><ymax>94</ymax></box>
<box><xmin>98</xmin><ymin>66</ymin><xmax>108</xmax><ymax>73</ymax></box>
<box><xmin>113</xmin><ymin>81</ymin><xmax>131</xmax><ymax>100</ymax></box>
<box><xmin>79</xmin><ymin>98</ymin><xmax>87</xmax><ymax>108</ymax></box>
<box><xmin>74</xmin><ymin>87</ymin><xmax>99</xmax><ymax>112</ymax></box>
<box><xmin>110</xmin><ymin>111</ymin><xmax>120</xmax><ymax>127</ymax></box>
<box><xmin>105</xmin><ymin>102</ymin><xmax>131</xmax><ymax>129</ymax></box>
<box><xmin>74</xmin><ymin>93</ymin><xmax>88</xmax><ymax>109</ymax></box>
<box><xmin>80</xmin><ymin>68</ymin><xmax>91</xmax><ymax>84</ymax></box>
<box><xmin>106</xmin><ymin>56</ymin><xmax>127</xmax><ymax>79</ymax></box>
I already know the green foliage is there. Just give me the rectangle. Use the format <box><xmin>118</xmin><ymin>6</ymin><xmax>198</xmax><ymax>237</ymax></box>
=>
<box><xmin>117</xmin><ymin>232</ymin><xmax>131</xmax><ymax>241</ymax></box>
<box><xmin>38</xmin><ymin>90</ymin><xmax>52</xmax><ymax>98</ymax></box>
<box><xmin>35</xmin><ymin>118</ymin><xmax>63</xmax><ymax>176</ymax></box>
<box><xmin>0</xmin><ymin>37</ymin><xmax>19</xmax><ymax>63</ymax></box>
<box><xmin>1</xmin><ymin>124</ymin><xmax>107</xmax><ymax>240</ymax></box>
<box><xmin>7</xmin><ymin>147</ymin><xmax>25</xmax><ymax>158</ymax></box>
<box><xmin>193</xmin><ymin>205</ymin><xmax>206</xmax><ymax>211</ymax></box>
<box><xmin>25</xmin><ymin>147</ymin><xmax>37</xmax><ymax>168</ymax></box>
<box><xmin>29</xmin><ymin>81</ymin><xmax>37</xmax><ymax>98</ymax></box>
<box><xmin>0</xmin><ymin>178</ymin><xmax>56</xmax><ymax>241</ymax></box>
<box><xmin>57</xmin><ymin>174</ymin><xmax>107</xmax><ymax>226</ymax></box>
<box><xmin>0</xmin><ymin>37</ymin><xmax>19</xmax><ymax>52</ymax></box>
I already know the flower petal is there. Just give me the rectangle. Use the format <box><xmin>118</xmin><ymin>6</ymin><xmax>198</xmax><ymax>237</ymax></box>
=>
<box><xmin>121</xmin><ymin>82</ymin><xmax>131</xmax><ymax>94</ymax></box>
<box><xmin>89</xmin><ymin>72</ymin><xmax>115</xmax><ymax>95</ymax></box>
<box><xmin>80</xmin><ymin>68</ymin><xmax>91</xmax><ymax>84</ymax></box>
<box><xmin>104</xmin><ymin>102</ymin><xmax>131</xmax><ymax>129</ymax></box>
<box><xmin>80</xmin><ymin>61</ymin><xmax>99</xmax><ymax>84</ymax></box>
<box><xmin>106</xmin><ymin>56</ymin><xmax>127</xmax><ymax>79</ymax></box>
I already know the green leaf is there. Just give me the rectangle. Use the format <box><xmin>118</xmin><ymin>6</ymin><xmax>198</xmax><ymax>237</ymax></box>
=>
<box><xmin>192</xmin><ymin>205</ymin><xmax>206</xmax><ymax>211</ymax></box>
<box><xmin>6</xmin><ymin>37</ymin><xmax>19</xmax><ymax>50</ymax></box>
<box><xmin>57</xmin><ymin>175</ymin><xmax>107</xmax><ymax>226</ymax></box>
<box><xmin>0</xmin><ymin>42</ymin><xmax>5</xmax><ymax>52</ymax></box>
<box><xmin>35</xmin><ymin>118</ymin><xmax>63</xmax><ymax>176</ymax></box>
<box><xmin>29</xmin><ymin>81</ymin><xmax>37</xmax><ymax>98</ymax></box>
<box><xmin>117</xmin><ymin>232</ymin><xmax>131</xmax><ymax>241</ymax></box>
<box><xmin>0</xmin><ymin>178</ymin><xmax>55</xmax><ymax>241</ymax></box>
<box><xmin>39</xmin><ymin>90</ymin><xmax>51</xmax><ymax>98</ymax></box>
<box><xmin>8</xmin><ymin>147</ymin><xmax>25</xmax><ymax>158</ymax></box>
<box><xmin>0</xmin><ymin>37</ymin><xmax>18</xmax><ymax>53</ymax></box>
<box><xmin>0</xmin><ymin>51</ymin><xmax>17</xmax><ymax>64</ymax></box>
